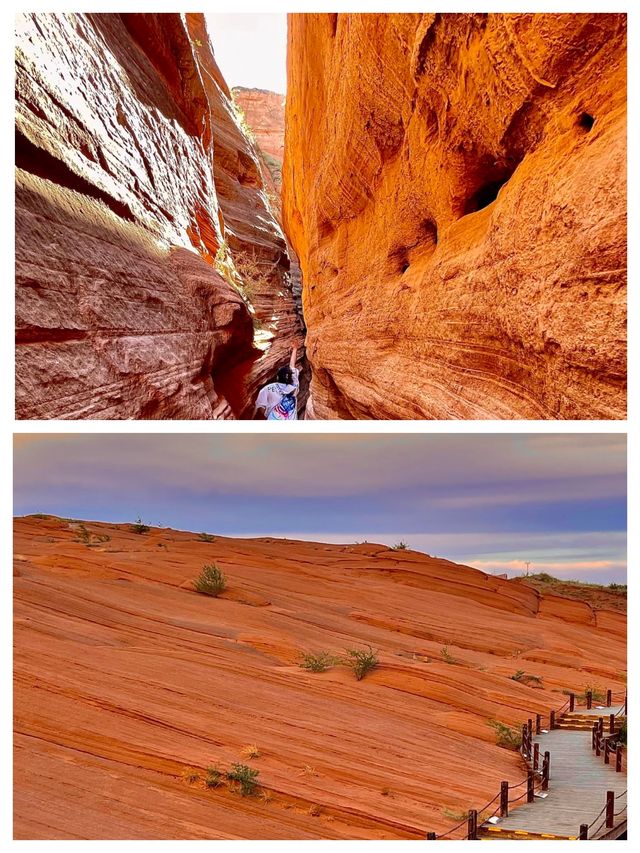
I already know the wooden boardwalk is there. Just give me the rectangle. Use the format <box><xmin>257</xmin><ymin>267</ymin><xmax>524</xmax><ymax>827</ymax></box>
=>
<box><xmin>485</xmin><ymin>707</ymin><xmax>626</xmax><ymax>839</ymax></box>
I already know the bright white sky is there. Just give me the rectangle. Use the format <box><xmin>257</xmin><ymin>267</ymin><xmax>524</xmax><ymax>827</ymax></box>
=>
<box><xmin>204</xmin><ymin>13</ymin><xmax>287</xmax><ymax>94</ymax></box>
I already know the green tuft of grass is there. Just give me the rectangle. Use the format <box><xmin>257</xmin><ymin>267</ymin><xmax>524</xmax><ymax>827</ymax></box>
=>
<box><xmin>299</xmin><ymin>651</ymin><xmax>337</xmax><ymax>673</ymax></box>
<box><xmin>226</xmin><ymin>763</ymin><xmax>259</xmax><ymax>797</ymax></box>
<box><xmin>205</xmin><ymin>766</ymin><xmax>222</xmax><ymax>788</ymax></box>
<box><xmin>390</xmin><ymin>541</ymin><xmax>408</xmax><ymax>550</ymax></box>
<box><xmin>440</xmin><ymin>646</ymin><xmax>458</xmax><ymax>665</ymax></box>
<box><xmin>193</xmin><ymin>564</ymin><xmax>226</xmax><ymax>597</ymax></box>
<box><xmin>488</xmin><ymin>719</ymin><xmax>522</xmax><ymax>750</ymax></box>
<box><xmin>197</xmin><ymin>532</ymin><xmax>216</xmax><ymax>543</ymax></box>
<box><xmin>343</xmin><ymin>646</ymin><xmax>379</xmax><ymax>681</ymax></box>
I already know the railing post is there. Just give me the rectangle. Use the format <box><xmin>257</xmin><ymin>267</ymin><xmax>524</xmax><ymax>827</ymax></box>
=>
<box><xmin>598</xmin><ymin>717</ymin><xmax>604</xmax><ymax>737</ymax></box>
<box><xmin>542</xmin><ymin>751</ymin><xmax>550</xmax><ymax>791</ymax></box>
<box><xmin>606</xmin><ymin>791</ymin><xmax>614</xmax><ymax>828</ymax></box>
<box><xmin>426</xmin><ymin>832</ymin><xmax>437</xmax><ymax>839</ymax></box>
<box><xmin>606</xmin><ymin>689</ymin><xmax>612</xmax><ymax>707</ymax></box>
<box><xmin>579</xmin><ymin>824</ymin><xmax>588</xmax><ymax>840</ymax></box>
<box><xmin>500</xmin><ymin>781</ymin><xmax>509</xmax><ymax>818</ymax></box>
<box><xmin>527</xmin><ymin>718</ymin><xmax>533</xmax><ymax>742</ymax></box>
<box><xmin>604</xmin><ymin>740</ymin><xmax>610</xmax><ymax>765</ymax></box>
<box><xmin>521</xmin><ymin>723</ymin><xmax>528</xmax><ymax>759</ymax></box>
<box><xmin>616</xmin><ymin>745</ymin><xmax>623</xmax><ymax>772</ymax></box>
<box><xmin>569</xmin><ymin>692</ymin><xmax>575</xmax><ymax>712</ymax></box>
<box><xmin>533</xmin><ymin>741</ymin><xmax>539</xmax><ymax>770</ymax></box>
<box><xmin>468</xmin><ymin>809</ymin><xmax>478</xmax><ymax>840</ymax></box>
<box><xmin>550</xmin><ymin>709</ymin><xmax>556</xmax><ymax>730</ymax></box>
<box><xmin>592</xmin><ymin>723</ymin><xmax>597</xmax><ymax>750</ymax></box>
<box><xmin>527</xmin><ymin>770</ymin><xmax>535</xmax><ymax>803</ymax></box>
<box><xmin>535</xmin><ymin>713</ymin><xmax>541</xmax><ymax>734</ymax></box>
<box><xmin>609</xmin><ymin>713</ymin><xmax>615</xmax><ymax>734</ymax></box>
<box><xmin>586</xmin><ymin>690</ymin><xmax>592</xmax><ymax>710</ymax></box>
<box><xmin>595</xmin><ymin>729</ymin><xmax>601</xmax><ymax>757</ymax></box>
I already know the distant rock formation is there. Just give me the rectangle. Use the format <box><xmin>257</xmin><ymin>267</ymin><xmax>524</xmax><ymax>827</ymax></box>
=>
<box><xmin>15</xmin><ymin>12</ymin><xmax>305</xmax><ymax>419</ymax></box>
<box><xmin>283</xmin><ymin>13</ymin><xmax>627</xmax><ymax>419</ymax></box>
<box><xmin>232</xmin><ymin>87</ymin><xmax>286</xmax><ymax>190</ymax></box>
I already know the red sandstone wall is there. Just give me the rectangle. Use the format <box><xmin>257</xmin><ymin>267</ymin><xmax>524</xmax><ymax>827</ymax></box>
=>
<box><xmin>15</xmin><ymin>12</ymin><xmax>304</xmax><ymax>419</ymax></box>
<box><xmin>283</xmin><ymin>13</ymin><xmax>627</xmax><ymax>420</ymax></box>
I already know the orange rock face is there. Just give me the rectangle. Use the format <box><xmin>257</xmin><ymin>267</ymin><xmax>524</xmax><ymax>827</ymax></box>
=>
<box><xmin>283</xmin><ymin>13</ymin><xmax>627</xmax><ymax>419</ymax></box>
<box><xmin>15</xmin><ymin>13</ymin><xmax>304</xmax><ymax>419</ymax></box>
<box><xmin>232</xmin><ymin>87</ymin><xmax>286</xmax><ymax>184</ymax></box>
<box><xmin>14</xmin><ymin>516</ymin><xmax>626</xmax><ymax>839</ymax></box>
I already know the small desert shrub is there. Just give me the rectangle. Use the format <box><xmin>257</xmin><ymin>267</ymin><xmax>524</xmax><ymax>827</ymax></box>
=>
<box><xmin>182</xmin><ymin>768</ymin><xmax>200</xmax><ymax>784</ymax></box>
<box><xmin>443</xmin><ymin>808</ymin><xmax>468</xmax><ymax>822</ymax></box>
<box><xmin>31</xmin><ymin>513</ymin><xmax>51</xmax><ymax>519</ymax></box>
<box><xmin>343</xmin><ymin>646</ymin><xmax>379</xmax><ymax>681</ymax></box>
<box><xmin>488</xmin><ymin>719</ymin><xmax>522</xmax><ymax>751</ymax></box>
<box><xmin>131</xmin><ymin>517</ymin><xmax>150</xmax><ymax>535</ymax></box>
<box><xmin>75</xmin><ymin>525</ymin><xmax>110</xmax><ymax>547</ymax></box>
<box><xmin>391</xmin><ymin>541</ymin><xmax>408</xmax><ymax>550</ymax></box>
<box><xmin>440</xmin><ymin>646</ymin><xmax>458</xmax><ymax>665</ymax></box>
<box><xmin>618</xmin><ymin>719</ymin><xmax>627</xmax><ymax>745</ymax></box>
<box><xmin>226</xmin><ymin>763</ymin><xmax>259</xmax><ymax>797</ymax></box>
<box><xmin>259</xmin><ymin>790</ymin><xmax>274</xmax><ymax>806</ymax></box>
<box><xmin>75</xmin><ymin>524</ymin><xmax>91</xmax><ymax>545</ymax></box>
<box><xmin>240</xmin><ymin>744</ymin><xmax>261</xmax><ymax>759</ymax></box>
<box><xmin>198</xmin><ymin>532</ymin><xmax>216</xmax><ymax>542</ymax></box>
<box><xmin>300</xmin><ymin>651</ymin><xmax>336</xmax><ymax>673</ymax></box>
<box><xmin>193</xmin><ymin>564</ymin><xmax>226</xmax><ymax>597</ymax></box>
<box><xmin>205</xmin><ymin>766</ymin><xmax>222</xmax><ymax>788</ymax></box>
<box><xmin>510</xmin><ymin>670</ymin><xmax>544</xmax><ymax>686</ymax></box>
<box><xmin>581</xmin><ymin>683</ymin><xmax>607</xmax><ymax>703</ymax></box>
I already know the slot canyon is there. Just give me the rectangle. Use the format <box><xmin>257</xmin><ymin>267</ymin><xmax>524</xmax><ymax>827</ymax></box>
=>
<box><xmin>15</xmin><ymin>12</ymin><xmax>627</xmax><ymax>419</ymax></box>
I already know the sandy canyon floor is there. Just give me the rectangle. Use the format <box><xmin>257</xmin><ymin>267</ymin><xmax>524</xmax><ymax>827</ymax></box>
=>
<box><xmin>14</xmin><ymin>515</ymin><xmax>626</xmax><ymax>839</ymax></box>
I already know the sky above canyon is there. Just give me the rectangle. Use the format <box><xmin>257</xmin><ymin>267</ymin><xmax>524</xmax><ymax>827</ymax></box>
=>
<box><xmin>13</xmin><ymin>434</ymin><xmax>626</xmax><ymax>584</ymax></box>
<box><xmin>205</xmin><ymin>13</ymin><xmax>287</xmax><ymax>94</ymax></box>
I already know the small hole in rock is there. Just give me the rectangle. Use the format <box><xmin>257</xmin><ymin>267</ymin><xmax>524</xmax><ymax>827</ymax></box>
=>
<box><xmin>401</xmin><ymin>262</ymin><xmax>410</xmax><ymax>273</ymax></box>
<box><xmin>578</xmin><ymin>112</ymin><xmax>595</xmax><ymax>132</ymax></box>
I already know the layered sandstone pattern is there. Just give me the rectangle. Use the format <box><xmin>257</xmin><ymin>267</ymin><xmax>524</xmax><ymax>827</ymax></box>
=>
<box><xmin>14</xmin><ymin>516</ymin><xmax>626</xmax><ymax>839</ymax></box>
<box><xmin>283</xmin><ymin>13</ymin><xmax>627</xmax><ymax>419</ymax></box>
<box><xmin>15</xmin><ymin>12</ymin><xmax>304</xmax><ymax>419</ymax></box>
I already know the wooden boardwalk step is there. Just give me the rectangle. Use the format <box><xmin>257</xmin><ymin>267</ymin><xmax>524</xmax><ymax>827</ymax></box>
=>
<box><xmin>481</xmin><ymin>729</ymin><xmax>626</xmax><ymax>838</ymax></box>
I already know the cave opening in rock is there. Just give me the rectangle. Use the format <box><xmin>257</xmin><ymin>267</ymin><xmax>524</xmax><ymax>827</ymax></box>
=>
<box><xmin>464</xmin><ymin>176</ymin><xmax>511</xmax><ymax>214</ymax></box>
<box><xmin>578</xmin><ymin>111</ymin><xmax>595</xmax><ymax>132</ymax></box>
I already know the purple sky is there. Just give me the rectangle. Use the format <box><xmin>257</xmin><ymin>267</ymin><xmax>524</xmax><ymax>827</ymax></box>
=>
<box><xmin>13</xmin><ymin>434</ymin><xmax>626</xmax><ymax>583</ymax></box>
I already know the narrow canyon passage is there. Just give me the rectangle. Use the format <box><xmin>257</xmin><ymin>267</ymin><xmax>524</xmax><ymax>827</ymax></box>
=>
<box><xmin>15</xmin><ymin>12</ymin><xmax>307</xmax><ymax>420</ymax></box>
<box><xmin>15</xmin><ymin>12</ymin><xmax>626</xmax><ymax>419</ymax></box>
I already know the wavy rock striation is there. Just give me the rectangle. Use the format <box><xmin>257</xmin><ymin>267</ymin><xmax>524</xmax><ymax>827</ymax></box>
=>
<box><xmin>283</xmin><ymin>13</ymin><xmax>627</xmax><ymax>419</ymax></box>
<box><xmin>15</xmin><ymin>12</ymin><xmax>304</xmax><ymax>419</ymax></box>
<box><xmin>14</xmin><ymin>516</ymin><xmax>625</xmax><ymax>839</ymax></box>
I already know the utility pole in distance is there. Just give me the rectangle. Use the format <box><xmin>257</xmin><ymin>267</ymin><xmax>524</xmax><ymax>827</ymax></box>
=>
<box><xmin>524</xmin><ymin>560</ymin><xmax>531</xmax><ymax>576</ymax></box>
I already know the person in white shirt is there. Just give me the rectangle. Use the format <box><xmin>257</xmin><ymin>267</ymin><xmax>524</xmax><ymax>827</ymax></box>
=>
<box><xmin>254</xmin><ymin>346</ymin><xmax>300</xmax><ymax>420</ymax></box>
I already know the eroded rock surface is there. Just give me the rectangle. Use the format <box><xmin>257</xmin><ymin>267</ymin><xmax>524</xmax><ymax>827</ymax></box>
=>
<box><xmin>15</xmin><ymin>12</ymin><xmax>304</xmax><ymax>419</ymax></box>
<box><xmin>14</xmin><ymin>515</ymin><xmax>626</xmax><ymax>839</ymax></box>
<box><xmin>283</xmin><ymin>13</ymin><xmax>627</xmax><ymax>420</ymax></box>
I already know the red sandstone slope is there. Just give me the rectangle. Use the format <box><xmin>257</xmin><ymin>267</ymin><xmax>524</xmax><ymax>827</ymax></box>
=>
<box><xmin>14</xmin><ymin>516</ymin><xmax>626</xmax><ymax>839</ymax></box>
<box><xmin>283</xmin><ymin>13</ymin><xmax>627</xmax><ymax>420</ymax></box>
<box><xmin>15</xmin><ymin>13</ymin><xmax>304</xmax><ymax>419</ymax></box>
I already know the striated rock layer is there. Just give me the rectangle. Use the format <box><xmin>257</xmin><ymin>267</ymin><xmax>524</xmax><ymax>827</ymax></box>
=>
<box><xmin>14</xmin><ymin>515</ymin><xmax>626</xmax><ymax>839</ymax></box>
<box><xmin>15</xmin><ymin>12</ymin><xmax>305</xmax><ymax>419</ymax></box>
<box><xmin>283</xmin><ymin>13</ymin><xmax>627</xmax><ymax>420</ymax></box>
